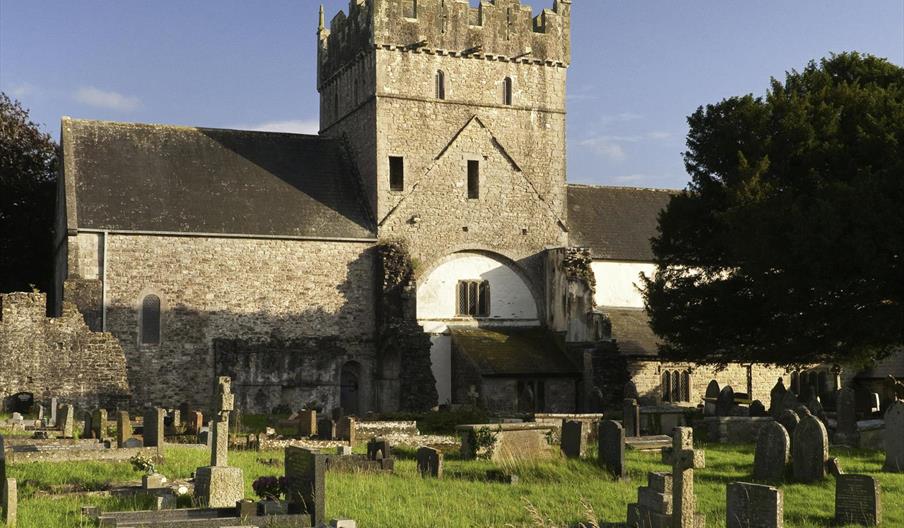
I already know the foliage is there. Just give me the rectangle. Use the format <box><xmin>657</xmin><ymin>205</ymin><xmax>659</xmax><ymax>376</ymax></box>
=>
<box><xmin>643</xmin><ymin>53</ymin><xmax>904</xmax><ymax>368</ymax></box>
<box><xmin>0</xmin><ymin>93</ymin><xmax>58</xmax><ymax>294</ymax></box>
<box><xmin>251</xmin><ymin>475</ymin><xmax>287</xmax><ymax>500</ymax></box>
<box><xmin>469</xmin><ymin>426</ymin><xmax>500</xmax><ymax>460</ymax></box>
<box><xmin>128</xmin><ymin>453</ymin><xmax>157</xmax><ymax>475</ymax></box>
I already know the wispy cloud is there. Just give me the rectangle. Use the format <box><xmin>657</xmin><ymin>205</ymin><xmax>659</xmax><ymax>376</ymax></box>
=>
<box><xmin>9</xmin><ymin>83</ymin><xmax>35</xmax><ymax>98</ymax></box>
<box><xmin>646</xmin><ymin>131</ymin><xmax>672</xmax><ymax>140</ymax></box>
<box><xmin>74</xmin><ymin>87</ymin><xmax>142</xmax><ymax>112</ymax></box>
<box><xmin>613</xmin><ymin>174</ymin><xmax>649</xmax><ymax>184</ymax></box>
<box><xmin>598</xmin><ymin>112</ymin><xmax>644</xmax><ymax>126</ymax></box>
<box><xmin>236</xmin><ymin>119</ymin><xmax>319</xmax><ymax>135</ymax></box>
<box><xmin>579</xmin><ymin>137</ymin><xmax>628</xmax><ymax>161</ymax></box>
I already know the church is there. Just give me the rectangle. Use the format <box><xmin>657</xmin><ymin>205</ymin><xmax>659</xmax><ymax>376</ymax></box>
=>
<box><xmin>52</xmin><ymin>0</ymin><xmax>811</xmax><ymax>415</ymax></box>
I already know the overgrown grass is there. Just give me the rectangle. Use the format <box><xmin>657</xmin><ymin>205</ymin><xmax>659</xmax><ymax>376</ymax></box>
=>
<box><xmin>2</xmin><ymin>444</ymin><xmax>901</xmax><ymax>527</ymax></box>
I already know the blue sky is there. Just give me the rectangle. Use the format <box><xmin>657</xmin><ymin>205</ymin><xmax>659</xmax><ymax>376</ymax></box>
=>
<box><xmin>1</xmin><ymin>1</ymin><xmax>902</xmax><ymax>189</ymax></box>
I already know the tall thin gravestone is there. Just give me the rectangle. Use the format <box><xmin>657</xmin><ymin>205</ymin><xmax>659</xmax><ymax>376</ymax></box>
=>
<box><xmin>59</xmin><ymin>404</ymin><xmax>74</xmax><ymax>438</ymax></box>
<box><xmin>82</xmin><ymin>412</ymin><xmax>93</xmax><ymax>439</ymax></box>
<box><xmin>835</xmin><ymin>387</ymin><xmax>859</xmax><ymax>445</ymax></box>
<box><xmin>704</xmin><ymin>380</ymin><xmax>720</xmax><ymax>417</ymax></box>
<box><xmin>769</xmin><ymin>378</ymin><xmax>787</xmax><ymax>418</ymax></box>
<box><xmin>623</xmin><ymin>398</ymin><xmax>640</xmax><ymax>438</ymax></box>
<box><xmin>792</xmin><ymin>414</ymin><xmax>829</xmax><ymax>483</ymax></box>
<box><xmin>835</xmin><ymin>474</ymin><xmax>881</xmax><ymax>526</ymax></box>
<box><xmin>49</xmin><ymin>397</ymin><xmax>58</xmax><ymax>428</ymax></box>
<box><xmin>2</xmin><ymin>478</ymin><xmax>15</xmax><ymax>528</ymax></box>
<box><xmin>883</xmin><ymin>401</ymin><xmax>904</xmax><ymax>472</ymax></box>
<box><xmin>598</xmin><ymin>420</ymin><xmax>625</xmax><ymax>479</ymax></box>
<box><xmin>92</xmin><ymin>409</ymin><xmax>108</xmax><ymax>441</ymax></box>
<box><xmin>716</xmin><ymin>386</ymin><xmax>735</xmax><ymax>416</ymax></box>
<box><xmin>561</xmin><ymin>420</ymin><xmax>585</xmax><ymax>458</ymax></box>
<box><xmin>753</xmin><ymin>421</ymin><xmax>790</xmax><ymax>482</ymax></box>
<box><xmin>663</xmin><ymin>427</ymin><xmax>705</xmax><ymax>528</ymax></box>
<box><xmin>0</xmin><ymin>433</ymin><xmax>5</xmax><ymax>511</ymax></box>
<box><xmin>116</xmin><ymin>411</ymin><xmax>132</xmax><ymax>448</ymax></box>
<box><xmin>143</xmin><ymin>408</ymin><xmax>165</xmax><ymax>447</ymax></box>
<box><xmin>285</xmin><ymin>446</ymin><xmax>325</xmax><ymax>526</ymax></box>
<box><xmin>726</xmin><ymin>482</ymin><xmax>783</xmax><ymax>528</ymax></box>
<box><xmin>297</xmin><ymin>410</ymin><xmax>317</xmax><ymax>438</ymax></box>
<box><xmin>195</xmin><ymin>377</ymin><xmax>244</xmax><ymax>507</ymax></box>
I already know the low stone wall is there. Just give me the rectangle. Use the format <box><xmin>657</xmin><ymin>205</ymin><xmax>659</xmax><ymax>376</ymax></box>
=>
<box><xmin>701</xmin><ymin>416</ymin><xmax>775</xmax><ymax>444</ymax></box>
<box><xmin>355</xmin><ymin>420</ymin><xmax>419</xmax><ymax>440</ymax></box>
<box><xmin>0</xmin><ymin>292</ymin><xmax>131</xmax><ymax>410</ymax></box>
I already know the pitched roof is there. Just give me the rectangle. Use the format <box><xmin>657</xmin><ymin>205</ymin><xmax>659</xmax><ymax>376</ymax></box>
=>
<box><xmin>566</xmin><ymin>184</ymin><xmax>676</xmax><ymax>261</ymax></box>
<box><xmin>603</xmin><ymin>307</ymin><xmax>661</xmax><ymax>356</ymax></box>
<box><xmin>449</xmin><ymin>326</ymin><xmax>581</xmax><ymax>377</ymax></box>
<box><xmin>61</xmin><ymin>118</ymin><xmax>375</xmax><ymax>239</ymax></box>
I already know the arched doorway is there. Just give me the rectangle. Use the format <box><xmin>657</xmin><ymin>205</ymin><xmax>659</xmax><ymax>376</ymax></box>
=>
<box><xmin>340</xmin><ymin>361</ymin><xmax>362</xmax><ymax>416</ymax></box>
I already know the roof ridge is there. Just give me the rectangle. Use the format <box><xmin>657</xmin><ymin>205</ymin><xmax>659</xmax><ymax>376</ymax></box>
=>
<box><xmin>62</xmin><ymin>117</ymin><xmax>327</xmax><ymax>139</ymax></box>
<box><xmin>566</xmin><ymin>183</ymin><xmax>681</xmax><ymax>193</ymax></box>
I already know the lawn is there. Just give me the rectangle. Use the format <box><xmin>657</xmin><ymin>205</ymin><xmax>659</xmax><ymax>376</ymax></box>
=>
<box><xmin>2</xmin><ymin>442</ymin><xmax>900</xmax><ymax>527</ymax></box>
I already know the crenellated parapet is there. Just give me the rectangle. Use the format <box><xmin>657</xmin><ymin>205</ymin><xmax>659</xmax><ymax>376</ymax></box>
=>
<box><xmin>318</xmin><ymin>0</ymin><xmax>571</xmax><ymax>88</ymax></box>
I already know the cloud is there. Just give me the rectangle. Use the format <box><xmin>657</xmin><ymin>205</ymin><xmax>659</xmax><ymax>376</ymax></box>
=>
<box><xmin>9</xmin><ymin>83</ymin><xmax>35</xmax><ymax>98</ymax></box>
<box><xmin>598</xmin><ymin>112</ymin><xmax>644</xmax><ymax>126</ymax></box>
<box><xmin>237</xmin><ymin>119</ymin><xmax>320</xmax><ymax>135</ymax></box>
<box><xmin>612</xmin><ymin>174</ymin><xmax>648</xmax><ymax>184</ymax></box>
<box><xmin>579</xmin><ymin>137</ymin><xmax>628</xmax><ymax>161</ymax></box>
<box><xmin>646</xmin><ymin>131</ymin><xmax>672</xmax><ymax>140</ymax></box>
<box><xmin>74</xmin><ymin>87</ymin><xmax>141</xmax><ymax>112</ymax></box>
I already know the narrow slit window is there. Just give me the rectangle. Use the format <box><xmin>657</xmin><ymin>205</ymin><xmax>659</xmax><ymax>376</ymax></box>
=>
<box><xmin>404</xmin><ymin>0</ymin><xmax>417</xmax><ymax>18</ymax></box>
<box><xmin>436</xmin><ymin>70</ymin><xmax>446</xmax><ymax>100</ymax></box>
<box><xmin>457</xmin><ymin>280</ymin><xmax>490</xmax><ymax>317</ymax></box>
<box><xmin>467</xmin><ymin>160</ymin><xmax>480</xmax><ymax>199</ymax></box>
<box><xmin>389</xmin><ymin>156</ymin><xmax>404</xmax><ymax>191</ymax></box>
<box><xmin>503</xmin><ymin>77</ymin><xmax>513</xmax><ymax>106</ymax></box>
<box><xmin>140</xmin><ymin>294</ymin><xmax>161</xmax><ymax>345</ymax></box>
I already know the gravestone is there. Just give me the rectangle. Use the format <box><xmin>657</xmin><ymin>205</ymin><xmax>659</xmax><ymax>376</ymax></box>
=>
<box><xmin>883</xmin><ymin>401</ymin><xmax>904</xmax><ymax>472</ymax></box>
<box><xmin>835</xmin><ymin>474</ymin><xmax>881</xmax><ymax>526</ymax></box>
<box><xmin>769</xmin><ymin>378</ymin><xmax>787</xmax><ymax>418</ymax></box>
<box><xmin>195</xmin><ymin>376</ymin><xmax>244</xmax><ymax>507</ymax></box>
<box><xmin>92</xmin><ymin>409</ymin><xmax>108</xmax><ymax>441</ymax></box>
<box><xmin>49</xmin><ymin>397</ymin><xmax>58</xmax><ymax>427</ymax></box>
<box><xmin>0</xmin><ymin>433</ymin><xmax>5</xmax><ymax>503</ymax></box>
<box><xmin>337</xmin><ymin>416</ymin><xmax>357</xmax><ymax>446</ymax></box>
<box><xmin>749</xmin><ymin>400</ymin><xmax>767</xmax><ymax>417</ymax></box>
<box><xmin>35</xmin><ymin>404</ymin><xmax>44</xmax><ymax>422</ymax></box>
<box><xmin>806</xmin><ymin>394</ymin><xmax>827</xmax><ymax>425</ymax></box>
<box><xmin>716</xmin><ymin>386</ymin><xmax>735</xmax><ymax>417</ymax></box>
<box><xmin>186</xmin><ymin>411</ymin><xmax>204</xmax><ymax>435</ymax></box>
<box><xmin>285</xmin><ymin>446</ymin><xmax>325</xmax><ymax>526</ymax></box>
<box><xmin>827</xmin><ymin>457</ymin><xmax>844</xmax><ymax>477</ymax></box>
<box><xmin>704</xmin><ymin>380</ymin><xmax>720</xmax><ymax>416</ymax></box>
<box><xmin>82</xmin><ymin>412</ymin><xmax>93</xmax><ymax>439</ymax></box>
<box><xmin>116</xmin><ymin>411</ymin><xmax>132</xmax><ymax>448</ymax></box>
<box><xmin>623</xmin><ymin>398</ymin><xmax>640</xmax><ymax>437</ymax></box>
<box><xmin>561</xmin><ymin>420</ymin><xmax>584</xmax><ymax>458</ymax></box>
<box><xmin>367</xmin><ymin>438</ymin><xmax>391</xmax><ymax>461</ymax></box>
<box><xmin>59</xmin><ymin>404</ymin><xmax>74</xmax><ymax>438</ymax></box>
<box><xmin>143</xmin><ymin>408</ymin><xmax>165</xmax><ymax>447</ymax></box>
<box><xmin>416</xmin><ymin>446</ymin><xmax>443</xmax><ymax>478</ymax></box>
<box><xmin>726</xmin><ymin>482</ymin><xmax>783</xmax><ymax>528</ymax></box>
<box><xmin>663</xmin><ymin>427</ymin><xmax>705</xmax><ymax>528</ymax></box>
<box><xmin>624</xmin><ymin>380</ymin><xmax>639</xmax><ymax>400</ymax></box>
<box><xmin>780</xmin><ymin>392</ymin><xmax>800</xmax><ymax>418</ymax></box>
<box><xmin>753</xmin><ymin>421</ymin><xmax>790</xmax><ymax>482</ymax></box>
<box><xmin>317</xmin><ymin>418</ymin><xmax>336</xmax><ymax>440</ymax></box>
<box><xmin>597</xmin><ymin>420</ymin><xmax>625</xmax><ymax>479</ymax></box>
<box><xmin>2</xmin><ymin>478</ymin><xmax>15</xmax><ymax>528</ymax></box>
<box><xmin>835</xmin><ymin>387</ymin><xmax>859</xmax><ymax>445</ymax></box>
<box><xmin>626</xmin><ymin>472</ymin><xmax>672</xmax><ymax>527</ymax></box>
<box><xmin>777</xmin><ymin>409</ymin><xmax>800</xmax><ymax>443</ymax></box>
<box><xmin>298</xmin><ymin>410</ymin><xmax>317</xmax><ymax>438</ymax></box>
<box><xmin>792</xmin><ymin>414</ymin><xmax>829</xmax><ymax>483</ymax></box>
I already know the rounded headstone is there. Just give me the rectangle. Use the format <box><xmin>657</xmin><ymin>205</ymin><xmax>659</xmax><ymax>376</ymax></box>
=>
<box><xmin>753</xmin><ymin>421</ymin><xmax>790</xmax><ymax>482</ymax></box>
<box><xmin>781</xmin><ymin>391</ymin><xmax>800</xmax><ymax>415</ymax></box>
<box><xmin>749</xmin><ymin>400</ymin><xmax>767</xmax><ymax>417</ymax></box>
<box><xmin>704</xmin><ymin>380</ymin><xmax>720</xmax><ymax>416</ymax></box>
<box><xmin>716</xmin><ymin>385</ymin><xmax>735</xmax><ymax>416</ymax></box>
<box><xmin>778</xmin><ymin>409</ymin><xmax>800</xmax><ymax>440</ymax></box>
<box><xmin>792</xmin><ymin>414</ymin><xmax>829</xmax><ymax>483</ymax></box>
<box><xmin>884</xmin><ymin>401</ymin><xmax>904</xmax><ymax>472</ymax></box>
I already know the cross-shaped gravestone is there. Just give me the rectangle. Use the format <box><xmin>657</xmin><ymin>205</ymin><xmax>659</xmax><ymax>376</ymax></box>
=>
<box><xmin>663</xmin><ymin>427</ymin><xmax>705</xmax><ymax>528</ymax></box>
<box><xmin>194</xmin><ymin>376</ymin><xmax>243</xmax><ymax>508</ymax></box>
<box><xmin>211</xmin><ymin>376</ymin><xmax>234</xmax><ymax>467</ymax></box>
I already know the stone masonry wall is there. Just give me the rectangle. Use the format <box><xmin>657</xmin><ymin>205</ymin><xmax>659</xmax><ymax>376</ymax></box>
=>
<box><xmin>100</xmin><ymin>234</ymin><xmax>377</xmax><ymax>413</ymax></box>
<box><xmin>0</xmin><ymin>292</ymin><xmax>130</xmax><ymax>410</ymax></box>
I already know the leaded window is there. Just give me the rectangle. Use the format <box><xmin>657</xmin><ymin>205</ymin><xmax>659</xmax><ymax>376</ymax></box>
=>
<box><xmin>457</xmin><ymin>280</ymin><xmax>490</xmax><ymax>317</ymax></box>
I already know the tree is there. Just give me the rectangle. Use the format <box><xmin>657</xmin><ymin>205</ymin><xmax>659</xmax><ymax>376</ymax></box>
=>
<box><xmin>643</xmin><ymin>53</ymin><xmax>904</xmax><ymax>368</ymax></box>
<box><xmin>0</xmin><ymin>93</ymin><xmax>58</xmax><ymax>294</ymax></box>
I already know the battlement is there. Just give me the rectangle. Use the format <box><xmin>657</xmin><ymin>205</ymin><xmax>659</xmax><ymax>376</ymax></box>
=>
<box><xmin>318</xmin><ymin>0</ymin><xmax>571</xmax><ymax>87</ymax></box>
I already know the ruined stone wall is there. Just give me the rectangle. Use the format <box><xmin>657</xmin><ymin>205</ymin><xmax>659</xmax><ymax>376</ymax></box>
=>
<box><xmin>0</xmin><ymin>292</ymin><xmax>130</xmax><ymax>410</ymax></box>
<box><xmin>100</xmin><ymin>234</ymin><xmax>377</xmax><ymax>413</ymax></box>
<box><xmin>627</xmin><ymin>360</ymin><xmax>795</xmax><ymax>406</ymax></box>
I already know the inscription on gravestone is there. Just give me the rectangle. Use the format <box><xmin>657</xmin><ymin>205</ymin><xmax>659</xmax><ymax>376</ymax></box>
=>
<box><xmin>792</xmin><ymin>414</ymin><xmax>829</xmax><ymax>483</ymax></box>
<box><xmin>753</xmin><ymin>421</ymin><xmax>789</xmax><ymax>482</ymax></box>
<box><xmin>835</xmin><ymin>474</ymin><xmax>881</xmax><ymax>526</ymax></box>
<box><xmin>726</xmin><ymin>482</ymin><xmax>783</xmax><ymax>528</ymax></box>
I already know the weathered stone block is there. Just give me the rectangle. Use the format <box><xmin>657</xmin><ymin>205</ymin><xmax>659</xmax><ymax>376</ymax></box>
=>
<box><xmin>194</xmin><ymin>466</ymin><xmax>244</xmax><ymax>508</ymax></box>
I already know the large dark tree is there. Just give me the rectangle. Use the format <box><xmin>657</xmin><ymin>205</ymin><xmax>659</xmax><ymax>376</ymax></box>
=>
<box><xmin>0</xmin><ymin>93</ymin><xmax>58</xmax><ymax>294</ymax></box>
<box><xmin>643</xmin><ymin>53</ymin><xmax>904</xmax><ymax>368</ymax></box>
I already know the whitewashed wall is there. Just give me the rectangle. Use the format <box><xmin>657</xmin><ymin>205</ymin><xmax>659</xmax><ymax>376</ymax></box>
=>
<box><xmin>417</xmin><ymin>251</ymin><xmax>541</xmax><ymax>404</ymax></box>
<box><xmin>590</xmin><ymin>261</ymin><xmax>656</xmax><ymax>308</ymax></box>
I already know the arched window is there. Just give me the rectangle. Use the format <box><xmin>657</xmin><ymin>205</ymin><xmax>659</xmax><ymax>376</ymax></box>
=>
<box><xmin>671</xmin><ymin>370</ymin><xmax>681</xmax><ymax>402</ymax></box>
<box><xmin>502</xmin><ymin>77</ymin><xmax>513</xmax><ymax>106</ymax></box>
<box><xmin>661</xmin><ymin>371</ymin><xmax>672</xmax><ymax>402</ymax></box>
<box><xmin>681</xmin><ymin>370</ymin><xmax>691</xmax><ymax>402</ymax></box>
<box><xmin>436</xmin><ymin>70</ymin><xmax>446</xmax><ymax>100</ymax></box>
<box><xmin>140</xmin><ymin>295</ymin><xmax>161</xmax><ymax>345</ymax></box>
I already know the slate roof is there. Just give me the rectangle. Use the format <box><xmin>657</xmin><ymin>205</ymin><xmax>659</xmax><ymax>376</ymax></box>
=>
<box><xmin>602</xmin><ymin>307</ymin><xmax>661</xmax><ymax>356</ymax></box>
<box><xmin>61</xmin><ymin>118</ymin><xmax>375</xmax><ymax>239</ymax></box>
<box><xmin>449</xmin><ymin>326</ymin><xmax>581</xmax><ymax>377</ymax></box>
<box><xmin>566</xmin><ymin>184</ymin><xmax>676</xmax><ymax>261</ymax></box>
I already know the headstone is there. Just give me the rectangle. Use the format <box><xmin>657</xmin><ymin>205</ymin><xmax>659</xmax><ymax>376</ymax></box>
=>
<box><xmin>123</xmin><ymin>437</ymin><xmax>143</xmax><ymax>448</ymax></box>
<box><xmin>726</xmin><ymin>482</ymin><xmax>783</xmax><ymax>528</ymax></box>
<box><xmin>749</xmin><ymin>400</ymin><xmax>767</xmax><ymax>417</ymax></box>
<box><xmin>664</xmin><ymin>427</ymin><xmax>705</xmax><ymax>528</ymax></box>
<box><xmin>769</xmin><ymin>378</ymin><xmax>787</xmax><ymax>418</ymax></box>
<box><xmin>561</xmin><ymin>420</ymin><xmax>584</xmax><ymax>458</ymax></box>
<box><xmin>170</xmin><ymin>409</ymin><xmax>181</xmax><ymax>429</ymax></box>
<box><xmin>285</xmin><ymin>446</ymin><xmax>325</xmax><ymax>526</ymax></box>
<box><xmin>753</xmin><ymin>421</ymin><xmax>790</xmax><ymax>482</ymax></box>
<box><xmin>331</xmin><ymin>520</ymin><xmax>357</xmax><ymax>528</ymax></box>
<box><xmin>194</xmin><ymin>377</ymin><xmax>243</xmax><ymax>508</ymax></box>
<box><xmin>597</xmin><ymin>420</ymin><xmax>625</xmax><ymax>479</ymax></box>
<box><xmin>0</xmin><ymin>433</ymin><xmax>5</xmax><ymax>499</ymax></box>
<box><xmin>716</xmin><ymin>386</ymin><xmax>735</xmax><ymax>417</ymax></box>
<box><xmin>49</xmin><ymin>397</ymin><xmax>58</xmax><ymax>427</ymax></box>
<box><xmin>116</xmin><ymin>411</ymin><xmax>132</xmax><ymax>448</ymax></box>
<box><xmin>92</xmin><ymin>409</ymin><xmax>108</xmax><ymax>441</ymax></box>
<box><xmin>336</xmin><ymin>446</ymin><xmax>352</xmax><ymax>456</ymax></box>
<box><xmin>36</xmin><ymin>404</ymin><xmax>44</xmax><ymax>421</ymax></box>
<box><xmin>337</xmin><ymin>416</ymin><xmax>357</xmax><ymax>446</ymax></box>
<box><xmin>792</xmin><ymin>414</ymin><xmax>829</xmax><ymax>483</ymax></box>
<box><xmin>806</xmin><ymin>394</ymin><xmax>827</xmax><ymax>424</ymax></box>
<box><xmin>704</xmin><ymin>380</ymin><xmax>720</xmax><ymax>417</ymax></box>
<box><xmin>178</xmin><ymin>401</ymin><xmax>191</xmax><ymax>417</ymax></box>
<box><xmin>626</xmin><ymin>472</ymin><xmax>672</xmax><ymax>527</ymax></box>
<box><xmin>777</xmin><ymin>409</ymin><xmax>800</xmax><ymax>442</ymax></box>
<box><xmin>624</xmin><ymin>380</ymin><xmax>639</xmax><ymax>400</ymax></box>
<box><xmin>883</xmin><ymin>401</ymin><xmax>904</xmax><ymax>472</ymax></box>
<box><xmin>82</xmin><ymin>412</ymin><xmax>93</xmax><ymax>439</ymax></box>
<box><xmin>317</xmin><ymin>418</ymin><xmax>336</xmax><ymax>440</ymax></box>
<box><xmin>143</xmin><ymin>408</ymin><xmax>165</xmax><ymax>448</ymax></box>
<box><xmin>780</xmin><ymin>392</ymin><xmax>800</xmax><ymax>418</ymax></box>
<box><xmin>2</xmin><ymin>478</ymin><xmax>15</xmax><ymax>528</ymax></box>
<box><xmin>835</xmin><ymin>474</ymin><xmax>881</xmax><ymax>526</ymax></box>
<box><xmin>367</xmin><ymin>438</ymin><xmax>391</xmax><ymax>461</ymax></box>
<box><xmin>827</xmin><ymin>457</ymin><xmax>844</xmax><ymax>477</ymax></box>
<box><xmin>298</xmin><ymin>410</ymin><xmax>318</xmax><ymax>438</ymax></box>
<box><xmin>59</xmin><ymin>404</ymin><xmax>74</xmax><ymax>438</ymax></box>
<box><xmin>186</xmin><ymin>411</ymin><xmax>204</xmax><ymax>435</ymax></box>
<box><xmin>416</xmin><ymin>446</ymin><xmax>443</xmax><ymax>478</ymax></box>
<box><xmin>623</xmin><ymin>398</ymin><xmax>640</xmax><ymax>438</ymax></box>
<box><xmin>835</xmin><ymin>387</ymin><xmax>859</xmax><ymax>445</ymax></box>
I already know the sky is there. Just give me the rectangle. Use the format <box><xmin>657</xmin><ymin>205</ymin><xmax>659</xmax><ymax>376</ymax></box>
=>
<box><xmin>1</xmin><ymin>1</ymin><xmax>902</xmax><ymax>190</ymax></box>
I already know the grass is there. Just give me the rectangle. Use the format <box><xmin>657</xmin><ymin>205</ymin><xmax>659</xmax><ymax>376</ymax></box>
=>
<box><xmin>2</xmin><ymin>442</ymin><xmax>901</xmax><ymax>527</ymax></box>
